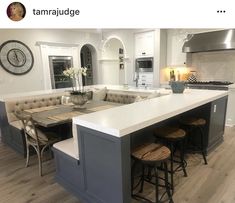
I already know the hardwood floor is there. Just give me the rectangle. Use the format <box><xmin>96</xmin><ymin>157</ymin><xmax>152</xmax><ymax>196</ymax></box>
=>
<box><xmin>0</xmin><ymin>138</ymin><xmax>80</xmax><ymax>203</ymax></box>
<box><xmin>0</xmin><ymin>127</ymin><xmax>235</xmax><ymax>203</ymax></box>
<box><xmin>173</xmin><ymin>126</ymin><xmax>235</xmax><ymax>203</ymax></box>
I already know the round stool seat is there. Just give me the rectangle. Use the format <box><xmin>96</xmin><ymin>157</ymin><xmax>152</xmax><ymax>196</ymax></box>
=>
<box><xmin>181</xmin><ymin>118</ymin><xmax>206</xmax><ymax>126</ymax></box>
<box><xmin>155</xmin><ymin>127</ymin><xmax>186</xmax><ymax>140</ymax></box>
<box><xmin>132</xmin><ymin>143</ymin><xmax>170</xmax><ymax>162</ymax></box>
<box><xmin>180</xmin><ymin>117</ymin><xmax>208</xmax><ymax>165</ymax></box>
<box><xmin>131</xmin><ymin>143</ymin><xmax>173</xmax><ymax>202</ymax></box>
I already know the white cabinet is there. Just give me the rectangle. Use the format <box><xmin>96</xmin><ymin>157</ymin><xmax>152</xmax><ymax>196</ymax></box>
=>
<box><xmin>138</xmin><ymin>73</ymin><xmax>153</xmax><ymax>87</ymax></box>
<box><xmin>166</xmin><ymin>30</ymin><xmax>187</xmax><ymax>66</ymax></box>
<box><xmin>135</xmin><ymin>31</ymin><xmax>154</xmax><ymax>57</ymax></box>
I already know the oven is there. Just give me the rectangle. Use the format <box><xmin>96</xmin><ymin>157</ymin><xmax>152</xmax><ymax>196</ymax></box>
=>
<box><xmin>136</xmin><ymin>57</ymin><xmax>153</xmax><ymax>72</ymax></box>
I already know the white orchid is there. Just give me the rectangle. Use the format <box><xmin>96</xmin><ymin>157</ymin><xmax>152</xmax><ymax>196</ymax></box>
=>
<box><xmin>63</xmin><ymin>67</ymin><xmax>87</xmax><ymax>78</ymax></box>
<box><xmin>63</xmin><ymin>67</ymin><xmax>87</xmax><ymax>92</ymax></box>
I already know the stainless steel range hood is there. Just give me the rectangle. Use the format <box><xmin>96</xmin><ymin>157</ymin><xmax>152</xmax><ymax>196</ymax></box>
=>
<box><xmin>182</xmin><ymin>29</ymin><xmax>235</xmax><ymax>53</ymax></box>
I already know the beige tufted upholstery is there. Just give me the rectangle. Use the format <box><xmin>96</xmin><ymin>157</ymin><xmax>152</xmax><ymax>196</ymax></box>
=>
<box><xmin>105</xmin><ymin>93</ymin><xmax>139</xmax><ymax>104</ymax></box>
<box><xmin>5</xmin><ymin>95</ymin><xmax>62</xmax><ymax>129</ymax></box>
<box><xmin>5</xmin><ymin>91</ymin><xmax>146</xmax><ymax>131</ymax></box>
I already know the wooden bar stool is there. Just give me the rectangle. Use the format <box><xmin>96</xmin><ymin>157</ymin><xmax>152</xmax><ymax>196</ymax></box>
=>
<box><xmin>154</xmin><ymin>127</ymin><xmax>187</xmax><ymax>193</ymax></box>
<box><xmin>180</xmin><ymin>117</ymin><xmax>208</xmax><ymax>165</ymax></box>
<box><xmin>131</xmin><ymin>143</ymin><xmax>173</xmax><ymax>203</ymax></box>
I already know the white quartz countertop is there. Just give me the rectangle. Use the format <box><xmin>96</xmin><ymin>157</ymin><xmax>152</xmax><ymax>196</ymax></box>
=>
<box><xmin>73</xmin><ymin>89</ymin><xmax>228</xmax><ymax>138</ymax></box>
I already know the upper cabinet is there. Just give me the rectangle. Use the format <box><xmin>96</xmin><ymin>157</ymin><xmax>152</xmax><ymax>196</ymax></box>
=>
<box><xmin>135</xmin><ymin>31</ymin><xmax>154</xmax><ymax>57</ymax></box>
<box><xmin>166</xmin><ymin>29</ymin><xmax>187</xmax><ymax>67</ymax></box>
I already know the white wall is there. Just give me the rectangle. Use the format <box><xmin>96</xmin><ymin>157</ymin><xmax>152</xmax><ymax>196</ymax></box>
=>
<box><xmin>0</xmin><ymin>29</ymin><xmax>100</xmax><ymax>95</ymax></box>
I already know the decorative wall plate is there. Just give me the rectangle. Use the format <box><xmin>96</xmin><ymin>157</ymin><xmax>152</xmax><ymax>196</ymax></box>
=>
<box><xmin>0</xmin><ymin>40</ymin><xmax>34</xmax><ymax>75</ymax></box>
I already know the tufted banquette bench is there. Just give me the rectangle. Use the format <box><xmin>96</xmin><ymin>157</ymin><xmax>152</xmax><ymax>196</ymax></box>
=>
<box><xmin>0</xmin><ymin>88</ymin><xmax>157</xmax><ymax>156</ymax></box>
<box><xmin>5</xmin><ymin>95</ymin><xmax>63</xmax><ymax>130</ymax></box>
<box><xmin>0</xmin><ymin>92</ymin><xmax>69</xmax><ymax>155</ymax></box>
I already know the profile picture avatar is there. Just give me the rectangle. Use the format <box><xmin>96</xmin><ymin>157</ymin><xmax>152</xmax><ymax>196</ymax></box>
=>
<box><xmin>7</xmin><ymin>2</ymin><xmax>26</xmax><ymax>21</ymax></box>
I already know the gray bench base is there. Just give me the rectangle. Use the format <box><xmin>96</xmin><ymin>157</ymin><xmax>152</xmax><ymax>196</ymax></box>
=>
<box><xmin>53</xmin><ymin>147</ymin><xmax>97</xmax><ymax>203</ymax></box>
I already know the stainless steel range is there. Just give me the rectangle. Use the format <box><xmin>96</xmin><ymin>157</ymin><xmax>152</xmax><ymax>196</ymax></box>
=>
<box><xmin>186</xmin><ymin>81</ymin><xmax>233</xmax><ymax>90</ymax></box>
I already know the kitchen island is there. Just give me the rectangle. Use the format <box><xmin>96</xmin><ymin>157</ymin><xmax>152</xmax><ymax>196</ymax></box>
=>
<box><xmin>53</xmin><ymin>89</ymin><xmax>228</xmax><ymax>203</ymax></box>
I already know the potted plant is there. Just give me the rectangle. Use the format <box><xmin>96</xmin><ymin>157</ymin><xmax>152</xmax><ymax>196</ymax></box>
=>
<box><xmin>63</xmin><ymin>67</ymin><xmax>88</xmax><ymax>108</ymax></box>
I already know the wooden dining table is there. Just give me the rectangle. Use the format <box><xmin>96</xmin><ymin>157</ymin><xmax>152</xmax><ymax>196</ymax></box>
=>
<box><xmin>23</xmin><ymin>101</ymin><xmax>121</xmax><ymax>128</ymax></box>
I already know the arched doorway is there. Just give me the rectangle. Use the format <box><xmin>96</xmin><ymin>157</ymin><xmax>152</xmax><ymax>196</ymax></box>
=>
<box><xmin>80</xmin><ymin>44</ymin><xmax>97</xmax><ymax>86</ymax></box>
<box><xmin>101</xmin><ymin>37</ymin><xmax>126</xmax><ymax>85</ymax></box>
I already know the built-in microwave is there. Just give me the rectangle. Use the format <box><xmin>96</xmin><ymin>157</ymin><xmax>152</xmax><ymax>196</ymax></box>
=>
<box><xmin>136</xmin><ymin>57</ymin><xmax>153</xmax><ymax>72</ymax></box>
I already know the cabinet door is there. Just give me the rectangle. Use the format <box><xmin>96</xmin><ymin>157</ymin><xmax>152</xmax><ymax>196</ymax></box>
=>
<box><xmin>208</xmin><ymin>96</ymin><xmax>228</xmax><ymax>146</ymax></box>
<box><xmin>135</xmin><ymin>31</ymin><xmax>154</xmax><ymax>57</ymax></box>
<box><xmin>167</xmin><ymin>31</ymin><xmax>186</xmax><ymax>66</ymax></box>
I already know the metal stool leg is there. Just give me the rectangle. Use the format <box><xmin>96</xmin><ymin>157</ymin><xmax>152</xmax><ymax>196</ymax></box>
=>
<box><xmin>139</xmin><ymin>164</ymin><xmax>145</xmax><ymax>193</ymax></box>
<box><xmin>164</xmin><ymin>162</ymin><xmax>174</xmax><ymax>203</ymax></box>
<box><xmin>180</xmin><ymin>139</ymin><xmax>188</xmax><ymax>177</ymax></box>
<box><xmin>199</xmin><ymin>126</ymin><xmax>208</xmax><ymax>165</ymax></box>
<box><xmin>25</xmin><ymin>143</ymin><xmax>30</xmax><ymax>167</ymax></box>
<box><xmin>169</xmin><ymin>143</ymin><xmax>174</xmax><ymax>193</ymax></box>
<box><xmin>131</xmin><ymin>160</ymin><xmax>137</xmax><ymax>196</ymax></box>
<box><xmin>154</xmin><ymin>165</ymin><xmax>159</xmax><ymax>203</ymax></box>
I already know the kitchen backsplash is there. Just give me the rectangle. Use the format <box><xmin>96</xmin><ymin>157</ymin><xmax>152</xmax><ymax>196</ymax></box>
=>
<box><xmin>189</xmin><ymin>50</ymin><xmax>235</xmax><ymax>82</ymax></box>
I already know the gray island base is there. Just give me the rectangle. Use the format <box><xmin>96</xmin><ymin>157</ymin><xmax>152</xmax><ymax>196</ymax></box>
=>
<box><xmin>53</xmin><ymin>90</ymin><xmax>228</xmax><ymax>203</ymax></box>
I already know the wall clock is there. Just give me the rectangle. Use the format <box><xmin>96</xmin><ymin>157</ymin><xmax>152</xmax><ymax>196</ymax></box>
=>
<box><xmin>0</xmin><ymin>40</ymin><xmax>34</xmax><ymax>75</ymax></box>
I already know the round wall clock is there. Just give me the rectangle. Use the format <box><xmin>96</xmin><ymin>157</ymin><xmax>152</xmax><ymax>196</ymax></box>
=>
<box><xmin>0</xmin><ymin>40</ymin><xmax>34</xmax><ymax>75</ymax></box>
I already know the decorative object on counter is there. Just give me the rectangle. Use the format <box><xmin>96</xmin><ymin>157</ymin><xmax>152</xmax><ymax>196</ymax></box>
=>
<box><xmin>170</xmin><ymin>69</ymin><xmax>176</xmax><ymax>81</ymax></box>
<box><xmin>176</xmin><ymin>70</ymin><xmax>181</xmax><ymax>81</ymax></box>
<box><xmin>187</xmin><ymin>71</ymin><xmax>197</xmax><ymax>83</ymax></box>
<box><xmin>170</xmin><ymin>81</ymin><xmax>185</xmax><ymax>93</ymax></box>
<box><xmin>63</xmin><ymin>67</ymin><xmax>88</xmax><ymax>109</ymax></box>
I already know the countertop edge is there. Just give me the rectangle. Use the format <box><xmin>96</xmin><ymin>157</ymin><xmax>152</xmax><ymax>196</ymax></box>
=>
<box><xmin>73</xmin><ymin>90</ymin><xmax>228</xmax><ymax>138</ymax></box>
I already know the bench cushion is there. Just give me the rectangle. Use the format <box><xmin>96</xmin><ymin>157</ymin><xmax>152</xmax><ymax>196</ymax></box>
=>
<box><xmin>9</xmin><ymin>120</ymin><xmax>23</xmax><ymax>129</ymax></box>
<box><xmin>72</xmin><ymin>123</ymin><xmax>79</xmax><ymax>159</ymax></box>
<box><xmin>53</xmin><ymin>138</ymin><xmax>79</xmax><ymax>160</ymax></box>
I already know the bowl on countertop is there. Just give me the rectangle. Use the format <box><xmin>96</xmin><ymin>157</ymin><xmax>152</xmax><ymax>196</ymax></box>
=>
<box><xmin>169</xmin><ymin>81</ymin><xmax>185</xmax><ymax>93</ymax></box>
